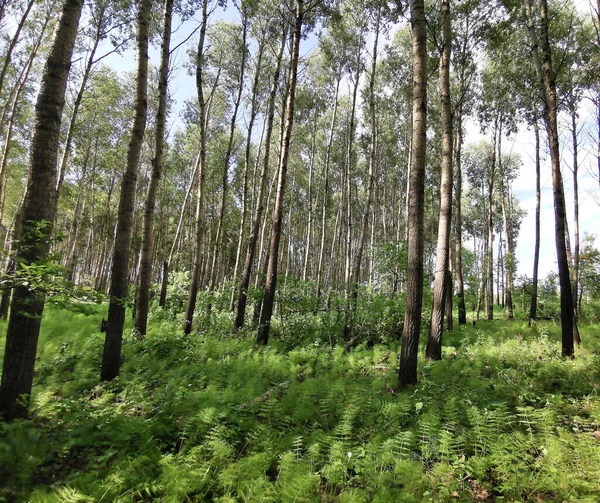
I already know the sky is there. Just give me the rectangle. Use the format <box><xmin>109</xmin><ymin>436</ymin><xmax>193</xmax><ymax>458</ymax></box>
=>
<box><xmin>98</xmin><ymin>1</ymin><xmax>600</xmax><ymax>283</ymax></box>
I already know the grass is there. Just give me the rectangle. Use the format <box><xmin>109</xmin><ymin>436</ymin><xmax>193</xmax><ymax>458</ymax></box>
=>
<box><xmin>0</xmin><ymin>303</ymin><xmax>599</xmax><ymax>502</ymax></box>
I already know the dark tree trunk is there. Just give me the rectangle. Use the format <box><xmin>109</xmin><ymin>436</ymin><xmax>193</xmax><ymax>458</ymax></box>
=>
<box><xmin>454</xmin><ymin>114</ymin><xmax>466</xmax><ymax>325</ymax></box>
<box><xmin>101</xmin><ymin>0</ymin><xmax>151</xmax><ymax>380</ymax></box>
<box><xmin>398</xmin><ymin>0</ymin><xmax>427</xmax><ymax>388</ymax></box>
<box><xmin>0</xmin><ymin>0</ymin><xmax>83</xmax><ymax>420</ymax></box>
<box><xmin>529</xmin><ymin>114</ymin><xmax>541</xmax><ymax>325</ymax></box>
<box><xmin>524</xmin><ymin>0</ymin><xmax>576</xmax><ymax>357</ymax></box>
<box><xmin>256</xmin><ymin>0</ymin><xmax>304</xmax><ymax>345</ymax></box>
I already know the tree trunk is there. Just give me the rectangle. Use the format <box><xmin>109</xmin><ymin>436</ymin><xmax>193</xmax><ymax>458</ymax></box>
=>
<box><xmin>0</xmin><ymin>0</ymin><xmax>83</xmax><ymax>420</ymax></box>
<box><xmin>529</xmin><ymin>113</ymin><xmax>541</xmax><ymax>324</ymax></box>
<box><xmin>426</xmin><ymin>0</ymin><xmax>453</xmax><ymax>361</ymax></box>
<box><xmin>234</xmin><ymin>23</ymin><xmax>288</xmax><ymax>331</ymax></box>
<box><xmin>302</xmin><ymin>111</ymin><xmax>318</xmax><ymax>282</ymax></box>
<box><xmin>315</xmin><ymin>75</ymin><xmax>340</xmax><ymax>299</ymax></box>
<box><xmin>101</xmin><ymin>0</ymin><xmax>151</xmax><ymax>380</ymax></box>
<box><xmin>486</xmin><ymin>117</ymin><xmax>498</xmax><ymax>321</ymax></box>
<box><xmin>524</xmin><ymin>0</ymin><xmax>575</xmax><ymax>357</ymax></box>
<box><xmin>347</xmin><ymin>7</ymin><xmax>380</xmax><ymax>337</ymax></box>
<box><xmin>398</xmin><ymin>0</ymin><xmax>427</xmax><ymax>388</ymax></box>
<box><xmin>183</xmin><ymin>0</ymin><xmax>209</xmax><ymax>334</ymax></box>
<box><xmin>134</xmin><ymin>0</ymin><xmax>173</xmax><ymax>337</ymax></box>
<box><xmin>256</xmin><ymin>0</ymin><xmax>304</xmax><ymax>345</ymax></box>
<box><xmin>160</xmin><ymin>151</ymin><xmax>200</xmax><ymax>307</ymax></box>
<box><xmin>208</xmin><ymin>14</ymin><xmax>248</xmax><ymax>299</ymax></box>
<box><xmin>230</xmin><ymin>31</ymin><xmax>266</xmax><ymax>312</ymax></box>
<box><xmin>569</xmin><ymin>102</ymin><xmax>580</xmax><ymax>322</ymax></box>
<box><xmin>500</xmin><ymin>165</ymin><xmax>514</xmax><ymax>319</ymax></box>
<box><xmin>454</xmin><ymin>112</ymin><xmax>467</xmax><ymax>324</ymax></box>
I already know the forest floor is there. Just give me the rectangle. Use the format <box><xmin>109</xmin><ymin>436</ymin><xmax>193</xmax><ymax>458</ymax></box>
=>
<box><xmin>1</xmin><ymin>304</ymin><xmax>599</xmax><ymax>502</ymax></box>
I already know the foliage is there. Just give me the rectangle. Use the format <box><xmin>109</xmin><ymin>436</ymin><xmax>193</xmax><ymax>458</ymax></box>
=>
<box><xmin>1</xmin><ymin>306</ymin><xmax>599</xmax><ymax>502</ymax></box>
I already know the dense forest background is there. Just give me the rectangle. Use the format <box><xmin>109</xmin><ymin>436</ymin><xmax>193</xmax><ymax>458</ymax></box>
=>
<box><xmin>0</xmin><ymin>0</ymin><xmax>599</xmax><ymax>501</ymax></box>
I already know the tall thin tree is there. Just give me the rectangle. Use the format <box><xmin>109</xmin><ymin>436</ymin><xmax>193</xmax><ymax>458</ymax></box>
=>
<box><xmin>101</xmin><ymin>0</ymin><xmax>151</xmax><ymax>380</ymax></box>
<box><xmin>427</xmin><ymin>0</ymin><xmax>453</xmax><ymax>361</ymax></box>
<box><xmin>398</xmin><ymin>0</ymin><xmax>427</xmax><ymax>387</ymax></box>
<box><xmin>0</xmin><ymin>0</ymin><xmax>84</xmax><ymax>420</ymax></box>
<box><xmin>256</xmin><ymin>0</ymin><xmax>304</xmax><ymax>345</ymax></box>
<box><xmin>135</xmin><ymin>0</ymin><xmax>173</xmax><ymax>337</ymax></box>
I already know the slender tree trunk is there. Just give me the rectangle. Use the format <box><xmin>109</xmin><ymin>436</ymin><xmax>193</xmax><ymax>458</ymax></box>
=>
<box><xmin>101</xmin><ymin>0</ymin><xmax>151</xmax><ymax>380</ymax></box>
<box><xmin>486</xmin><ymin>117</ymin><xmax>498</xmax><ymax>321</ymax></box>
<box><xmin>347</xmin><ymin>7</ymin><xmax>380</xmax><ymax>338</ymax></box>
<box><xmin>183</xmin><ymin>1</ymin><xmax>209</xmax><ymax>334</ymax></box>
<box><xmin>529</xmin><ymin>113</ymin><xmax>541</xmax><ymax>324</ymax></box>
<box><xmin>454</xmin><ymin>112</ymin><xmax>466</xmax><ymax>324</ymax></box>
<box><xmin>56</xmin><ymin>28</ymin><xmax>101</xmax><ymax>193</ymax></box>
<box><xmin>134</xmin><ymin>0</ymin><xmax>173</xmax><ymax>336</ymax></box>
<box><xmin>0</xmin><ymin>51</ymin><xmax>37</xmax><ymax>226</ymax></box>
<box><xmin>316</xmin><ymin>76</ymin><xmax>340</xmax><ymax>300</ymax></box>
<box><xmin>445</xmin><ymin>258</ymin><xmax>453</xmax><ymax>331</ymax></box>
<box><xmin>0</xmin><ymin>0</ymin><xmax>83</xmax><ymax>420</ymax></box>
<box><xmin>256</xmin><ymin>0</ymin><xmax>304</xmax><ymax>345</ymax></box>
<box><xmin>500</xmin><ymin>167</ymin><xmax>514</xmax><ymax>319</ymax></box>
<box><xmin>524</xmin><ymin>0</ymin><xmax>575</xmax><ymax>357</ymax></box>
<box><xmin>208</xmin><ymin>15</ymin><xmax>248</xmax><ymax>298</ymax></box>
<box><xmin>302</xmin><ymin>112</ymin><xmax>318</xmax><ymax>282</ymax></box>
<box><xmin>234</xmin><ymin>24</ymin><xmax>288</xmax><ymax>330</ymax></box>
<box><xmin>160</xmin><ymin>151</ymin><xmax>200</xmax><ymax>307</ymax></box>
<box><xmin>230</xmin><ymin>33</ymin><xmax>265</xmax><ymax>311</ymax></box>
<box><xmin>398</xmin><ymin>0</ymin><xmax>427</xmax><ymax>388</ymax></box>
<box><xmin>0</xmin><ymin>0</ymin><xmax>35</xmax><ymax>103</ymax></box>
<box><xmin>426</xmin><ymin>0</ymin><xmax>453</xmax><ymax>361</ymax></box>
<box><xmin>569</xmin><ymin>102</ymin><xmax>580</xmax><ymax>320</ymax></box>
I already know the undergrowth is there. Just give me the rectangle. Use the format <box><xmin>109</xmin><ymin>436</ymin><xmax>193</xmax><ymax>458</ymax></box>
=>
<box><xmin>0</xmin><ymin>304</ymin><xmax>599</xmax><ymax>502</ymax></box>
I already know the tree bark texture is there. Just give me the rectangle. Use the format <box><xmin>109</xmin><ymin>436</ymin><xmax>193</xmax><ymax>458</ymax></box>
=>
<box><xmin>524</xmin><ymin>0</ymin><xmax>575</xmax><ymax>357</ymax></box>
<box><xmin>0</xmin><ymin>0</ymin><xmax>83</xmax><ymax>420</ymax></box>
<box><xmin>398</xmin><ymin>0</ymin><xmax>427</xmax><ymax>388</ymax></box>
<box><xmin>427</xmin><ymin>0</ymin><xmax>453</xmax><ymax>361</ymax></box>
<box><xmin>101</xmin><ymin>0</ymin><xmax>151</xmax><ymax>380</ymax></box>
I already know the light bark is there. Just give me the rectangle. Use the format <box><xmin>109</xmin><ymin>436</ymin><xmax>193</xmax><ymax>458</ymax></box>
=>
<box><xmin>135</xmin><ymin>0</ymin><xmax>173</xmax><ymax>336</ymax></box>
<box><xmin>427</xmin><ymin>0</ymin><xmax>453</xmax><ymax>361</ymax></box>
<box><xmin>0</xmin><ymin>0</ymin><xmax>83</xmax><ymax>420</ymax></box>
<box><xmin>183</xmin><ymin>0</ymin><xmax>209</xmax><ymax>334</ymax></box>
<box><xmin>234</xmin><ymin>23</ymin><xmax>288</xmax><ymax>330</ymax></box>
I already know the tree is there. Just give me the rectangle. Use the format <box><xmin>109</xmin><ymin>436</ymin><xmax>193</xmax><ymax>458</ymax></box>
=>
<box><xmin>0</xmin><ymin>0</ymin><xmax>84</xmax><ymax>420</ymax></box>
<box><xmin>234</xmin><ymin>11</ymin><xmax>288</xmax><ymax>330</ymax></box>
<box><xmin>134</xmin><ymin>0</ymin><xmax>173</xmax><ymax>337</ymax></box>
<box><xmin>427</xmin><ymin>0</ymin><xmax>453</xmax><ymax>361</ymax></box>
<box><xmin>398</xmin><ymin>0</ymin><xmax>427</xmax><ymax>388</ymax></box>
<box><xmin>101</xmin><ymin>0</ymin><xmax>151</xmax><ymax>380</ymax></box>
<box><xmin>523</xmin><ymin>0</ymin><xmax>576</xmax><ymax>357</ymax></box>
<box><xmin>183</xmin><ymin>0</ymin><xmax>210</xmax><ymax>335</ymax></box>
<box><xmin>256</xmin><ymin>0</ymin><xmax>305</xmax><ymax>345</ymax></box>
